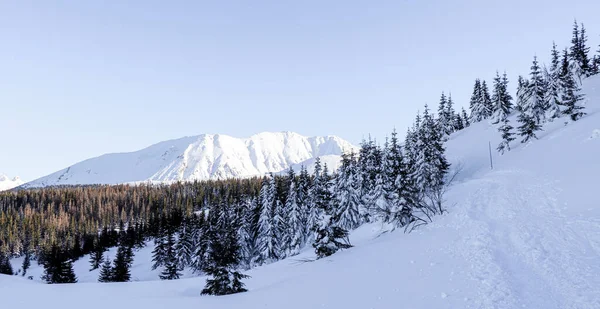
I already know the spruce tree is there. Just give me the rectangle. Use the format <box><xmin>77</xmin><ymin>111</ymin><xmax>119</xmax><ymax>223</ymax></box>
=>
<box><xmin>112</xmin><ymin>242</ymin><xmax>134</xmax><ymax>282</ymax></box>
<box><xmin>313</xmin><ymin>214</ymin><xmax>352</xmax><ymax>259</ymax></box>
<box><xmin>527</xmin><ymin>56</ymin><xmax>547</xmax><ymax>125</ymax></box>
<box><xmin>491</xmin><ymin>71</ymin><xmax>513</xmax><ymax>124</ymax></box>
<box><xmin>201</xmin><ymin>203</ymin><xmax>249</xmax><ymax>296</ymax></box>
<box><xmin>497</xmin><ymin>117</ymin><xmax>515</xmax><ymax>154</ymax></box>
<box><xmin>446</xmin><ymin>94</ymin><xmax>456</xmax><ymax>133</ymax></box>
<box><xmin>332</xmin><ymin>152</ymin><xmax>362</xmax><ymax>230</ymax></box>
<box><xmin>41</xmin><ymin>245</ymin><xmax>77</xmax><ymax>284</ymax></box>
<box><xmin>21</xmin><ymin>249</ymin><xmax>31</xmax><ymax>277</ymax></box>
<box><xmin>159</xmin><ymin>226</ymin><xmax>180</xmax><ymax>280</ymax></box>
<box><xmin>257</xmin><ymin>174</ymin><xmax>279</xmax><ymax>264</ymax></box>
<box><xmin>175</xmin><ymin>218</ymin><xmax>195</xmax><ymax>270</ymax></box>
<box><xmin>151</xmin><ymin>223</ymin><xmax>168</xmax><ymax>270</ymax></box>
<box><xmin>461</xmin><ymin>107</ymin><xmax>470</xmax><ymax>127</ymax></box>
<box><xmin>561</xmin><ymin>63</ymin><xmax>586</xmax><ymax>121</ymax></box>
<box><xmin>544</xmin><ymin>42</ymin><xmax>563</xmax><ymax>120</ymax></box>
<box><xmin>481</xmin><ymin>80</ymin><xmax>493</xmax><ymax>118</ymax></box>
<box><xmin>469</xmin><ymin>79</ymin><xmax>485</xmax><ymax>122</ymax></box>
<box><xmin>0</xmin><ymin>251</ymin><xmax>13</xmax><ymax>275</ymax></box>
<box><xmin>89</xmin><ymin>243</ymin><xmax>105</xmax><ymax>271</ymax></box>
<box><xmin>285</xmin><ymin>179</ymin><xmax>302</xmax><ymax>256</ymax></box>
<box><xmin>98</xmin><ymin>257</ymin><xmax>113</xmax><ymax>282</ymax></box>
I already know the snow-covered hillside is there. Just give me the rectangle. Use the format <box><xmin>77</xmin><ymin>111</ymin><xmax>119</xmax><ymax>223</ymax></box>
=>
<box><xmin>0</xmin><ymin>174</ymin><xmax>23</xmax><ymax>191</ymax></box>
<box><xmin>3</xmin><ymin>77</ymin><xmax>600</xmax><ymax>308</ymax></box>
<box><xmin>23</xmin><ymin>132</ymin><xmax>357</xmax><ymax>188</ymax></box>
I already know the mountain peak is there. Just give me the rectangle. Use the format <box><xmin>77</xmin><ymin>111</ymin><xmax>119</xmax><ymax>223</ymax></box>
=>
<box><xmin>23</xmin><ymin>132</ymin><xmax>358</xmax><ymax>188</ymax></box>
<box><xmin>0</xmin><ymin>174</ymin><xmax>24</xmax><ymax>191</ymax></box>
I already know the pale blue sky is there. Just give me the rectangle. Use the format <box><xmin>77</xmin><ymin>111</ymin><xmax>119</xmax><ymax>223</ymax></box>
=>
<box><xmin>1</xmin><ymin>0</ymin><xmax>599</xmax><ymax>181</ymax></box>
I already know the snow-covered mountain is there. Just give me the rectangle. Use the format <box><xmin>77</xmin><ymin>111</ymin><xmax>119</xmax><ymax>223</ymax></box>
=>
<box><xmin>23</xmin><ymin>132</ymin><xmax>357</xmax><ymax>188</ymax></box>
<box><xmin>0</xmin><ymin>174</ymin><xmax>23</xmax><ymax>191</ymax></box>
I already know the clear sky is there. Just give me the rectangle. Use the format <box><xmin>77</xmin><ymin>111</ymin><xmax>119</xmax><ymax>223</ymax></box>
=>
<box><xmin>1</xmin><ymin>0</ymin><xmax>599</xmax><ymax>181</ymax></box>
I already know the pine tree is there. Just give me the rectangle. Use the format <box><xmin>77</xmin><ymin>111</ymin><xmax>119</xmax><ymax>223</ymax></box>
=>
<box><xmin>446</xmin><ymin>94</ymin><xmax>457</xmax><ymax>132</ymax></box>
<box><xmin>89</xmin><ymin>242</ymin><xmax>105</xmax><ymax>271</ymax></box>
<box><xmin>98</xmin><ymin>257</ymin><xmax>113</xmax><ymax>282</ymax></box>
<box><xmin>481</xmin><ymin>80</ymin><xmax>493</xmax><ymax>118</ymax></box>
<box><xmin>257</xmin><ymin>174</ymin><xmax>279</xmax><ymax>264</ymax></box>
<box><xmin>21</xmin><ymin>249</ymin><xmax>31</xmax><ymax>277</ymax></box>
<box><xmin>516</xmin><ymin>73</ymin><xmax>541</xmax><ymax>143</ymax></box>
<box><xmin>273</xmin><ymin>199</ymin><xmax>287</xmax><ymax>259</ymax></box>
<box><xmin>527</xmin><ymin>56</ymin><xmax>546</xmax><ymax>125</ymax></box>
<box><xmin>332</xmin><ymin>153</ymin><xmax>362</xmax><ymax>231</ymax></box>
<box><xmin>285</xmin><ymin>179</ymin><xmax>302</xmax><ymax>256</ymax></box>
<box><xmin>0</xmin><ymin>251</ymin><xmax>13</xmax><ymax>275</ymax></box>
<box><xmin>461</xmin><ymin>107</ymin><xmax>470</xmax><ymax>127</ymax></box>
<box><xmin>112</xmin><ymin>242</ymin><xmax>134</xmax><ymax>282</ymax></box>
<box><xmin>497</xmin><ymin>117</ymin><xmax>515</xmax><ymax>154</ymax></box>
<box><xmin>201</xmin><ymin>203</ymin><xmax>249</xmax><ymax>296</ymax></box>
<box><xmin>561</xmin><ymin>63</ymin><xmax>586</xmax><ymax>121</ymax></box>
<box><xmin>313</xmin><ymin>214</ymin><xmax>352</xmax><ymax>259</ymax></box>
<box><xmin>545</xmin><ymin>42</ymin><xmax>563</xmax><ymax>120</ymax></box>
<box><xmin>41</xmin><ymin>245</ymin><xmax>77</xmax><ymax>284</ymax></box>
<box><xmin>469</xmin><ymin>79</ymin><xmax>485</xmax><ymax>122</ymax></box>
<box><xmin>151</xmin><ymin>222</ymin><xmax>168</xmax><ymax>270</ymax></box>
<box><xmin>491</xmin><ymin>71</ymin><xmax>513</xmax><ymax>124</ymax></box>
<box><xmin>159</xmin><ymin>226</ymin><xmax>180</xmax><ymax>280</ymax></box>
<box><xmin>175</xmin><ymin>219</ymin><xmax>195</xmax><ymax>270</ymax></box>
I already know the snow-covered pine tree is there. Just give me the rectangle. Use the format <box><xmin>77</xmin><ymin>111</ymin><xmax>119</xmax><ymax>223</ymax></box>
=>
<box><xmin>437</xmin><ymin>92</ymin><xmax>451</xmax><ymax>136</ymax></box>
<box><xmin>544</xmin><ymin>42</ymin><xmax>563</xmax><ymax>120</ymax></box>
<box><xmin>497</xmin><ymin>117</ymin><xmax>515</xmax><ymax>154</ymax></box>
<box><xmin>151</xmin><ymin>223</ymin><xmax>168</xmax><ymax>270</ymax></box>
<box><xmin>561</xmin><ymin>59</ymin><xmax>586</xmax><ymax>122</ymax></box>
<box><xmin>257</xmin><ymin>174</ymin><xmax>279</xmax><ymax>264</ymax></box>
<box><xmin>332</xmin><ymin>152</ymin><xmax>361</xmax><ymax>231</ymax></box>
<box><xmin>446</xmin><ymin>93</ymin><xmax>457</xmax><ymax>133</ymax></box>
<box><xmin>469</xmin><ymin>79</ymin><xmax>486</xmax><ymax>122</ymax></box>
<box><xmin>159</xmin><ymin>224</ymin><xmax>181</xmax><ymax>280</ymax></box>
<box><xmin>491</xmin><ymin>71</ymin><xmax>513</xmax><ymax>124</ymax></box>
<box><xmin>517</xmin><ymin>74</ymin><xmax>541</xmax><ymax>143</ymax></box>
<box><xmin>274</xmin><ymin>198</ymin><xmax>287</xmax><ymax>260</ymax></box>
<box><xmin>192</xmin><ymin>212</ymin><xmax>210</xmax><ymax>273</ymax></box>
<box><xmin>21</xmin><ymin>248</ymin><xmax>31</xmax><ymax>277</ymax></box>
<box><xmin>312</xmin><ymin>213</ymin><xmax>352</xmax><ymax>259</ymax></box>
<box><xmin>175</xmin><ymin>218</ymin><xmax>195</xmax><ymax>270</ymax></box>
<box><xmin>236</xmin><ymin>198</ymin><xmax>255</xmax><ymax>270</ymax></box>
<box><xmin>461</xmin><ymin>107</ymin><xmax>470</xmax><ymax>127</ymax></box>
<box><xmin>481</xmin><ymin>80</ymin><xmax>493</xmax><ymax>118</ymax></box>
<box><xmin>201</xmin><ymin>202</ymin><xmax>249</xmax><ymax>296</ymax></box>
<box><xmin>526</xmin><ymin>56</ymin><xmax>547</xmax><ymax>125</ymax></box>
<box><xmin>285</xmin><ymin>179</ymin><xmax>302</xmax><ymax>256</ymax></box>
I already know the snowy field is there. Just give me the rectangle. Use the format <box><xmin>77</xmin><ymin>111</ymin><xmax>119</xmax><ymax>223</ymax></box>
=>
<box><xmin>2</xmin><ymin>76</ymin><xmax>600</xmax><ymax>308</ymax></box>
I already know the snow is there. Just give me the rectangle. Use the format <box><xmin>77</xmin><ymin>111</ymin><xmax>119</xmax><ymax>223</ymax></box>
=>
<box><xmin>22</xmin><ymin>132</ymin><xmax>358</xmax><ymax>188</ymax></box>
<box><xmin>0</xmin><ymin>174</ymin><xmax>23</xmax><ymax>191</ymax></box>
<box><xmin>3</xmin><ymin>76</ymin><xmax>600</xmax><ymax>308</ymax></box>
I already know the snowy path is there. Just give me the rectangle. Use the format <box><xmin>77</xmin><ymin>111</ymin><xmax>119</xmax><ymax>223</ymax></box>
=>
<box><xmin>444</xmin><ymin>170</ymin><xmax>600</xmax><ymax>309</ymax></box>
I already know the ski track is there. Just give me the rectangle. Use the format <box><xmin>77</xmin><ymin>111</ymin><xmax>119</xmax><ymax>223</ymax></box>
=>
<box><xmin>447</xmin><ymin>169</ymin><xmax>600</xmax><ymax>309</ymax></box>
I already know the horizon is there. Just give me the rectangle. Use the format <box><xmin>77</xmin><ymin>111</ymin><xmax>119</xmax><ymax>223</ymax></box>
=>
<box><xmin>2</xmin><ymin>0</ymin><xmax>600</xmax><ymax>181</ymax></box>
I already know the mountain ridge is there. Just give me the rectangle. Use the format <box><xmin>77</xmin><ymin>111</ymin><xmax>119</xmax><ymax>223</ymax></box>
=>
<box><xmin>23</xmin><ymin>131</ymin><xmax>357</xmax><ymax>188</ymax></box>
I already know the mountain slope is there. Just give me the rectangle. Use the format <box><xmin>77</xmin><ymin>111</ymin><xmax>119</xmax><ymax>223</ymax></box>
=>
<box><xmin>0</xmin><ymin>174</ymin><xmax>23</xmax><ymax>191</ymax></box>
<box><xmin>23</xmin><ymin>132</ymin><xmax>357</xmax><ymax>187</ymax></box>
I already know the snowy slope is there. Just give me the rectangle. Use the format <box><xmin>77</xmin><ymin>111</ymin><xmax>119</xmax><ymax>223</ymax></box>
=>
<box><xmin>4</xmin><ymin>77</ymin><xmax>600</xmax><ymax>308</ymax></box>
<box><xmin>22</xmin><ymin>132</ymin><xmax>357</xmax><ymax>188</ymax></box>
<box><xmin>0</xmin><ymin>174</ymin><xmax>23</xmax><ymax>191</ymax></box>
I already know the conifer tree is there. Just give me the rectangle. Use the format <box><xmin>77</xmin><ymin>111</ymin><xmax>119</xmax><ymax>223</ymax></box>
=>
<box><xmin>545</xmin><ymin>42</ymin><xmax>563</xmax><ymax>120</ymax></box>
<box><xmin>332</xmin><ymin>152</ymin><xmax>361</xmax><ymax>230</ymax></box>
<box><xmin>491</xmin><ymin>71</ymin><xmax>513</xmax><ymax>124</ymax></box>
<box><xmin>21</xmin><ymin>248</ymin><xmax>31</xmax><ymax>277</ymax></box>
<box><xmin>461</xmin><ymin>107</ymin><xmax>470</xmax><ymax>127</ymax></box>
<box><xmin>497</xmin><ymin>117</ymin><xmax>515</xmax><ymax>154</ymax></box>
<box><xmin>41</xmin><ymin>245</ymin><xmax>77</xmax><ymax>284</ymax></box>
<box><xmin>561</xmin><ymin>62</ymin><xmax>586</xmax><ymax>121</ymax></box>
<box><xmin>446</xmin><ymin>94</ymin><xmax>457</xmax><ymax>132</ymax></box>
<box><xmin>98</xmin><ymin>257</ymin><xmax>113</xmax><ymax>282</ymax></box>
<box><xmin>159</xmin><ymin>225</ymin><xmax>180</xmax><ymax>280</ymax></box>
<box><xmin>257</xmin><ymin>174</ymin><xmax>279</xmax><ymax>263</ymax></box>
<box><xmin>151</xmin><ymin>222</ymin><xmax>168</xmax><ymax>270</ymax></box>
<box><xmin>0</xmin><ymin>251</ymin><xmax>13</xmax><ymax>275</ymax></box>
<box><xmin>469</xmin><ymin>79</ymin><xmax>485</xmax><ymax>122</ymax></box>
<box><xmin>201</xmin><ymin>203</ymin><xmax>249</xmax><ymax>296</ymax></box>
<box><xmin>89</xmin><ymin>242</ymin><xmax>105</xmax><ymax>271</ymax></box>
<box><xmin>112</xmin><ymin>241</ymin><xmax>134</xmax><ymax>282</ymax></box>
<box><xmin>313</xmin><ymin>213</ymin><xmax>352</xmax><ymax>259</ymax></box>
<box><xmin>285</xmin><ymin>178</ymin><xmax>302</xmax><ymax>256</ymax></box>
<box><xmin>175</xmin><ymin>218</ymin><xmax>195</xmax><ymax>270</ymax></box>
<box><xmin>481</xmin><ymin>80</ymin><xmax>493</xmax><ymax>118</ymax></box>
<box><xmin>526</xmin><ymin>56</ymin><xmax>547</xmax><ymax>125</ymax></box>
